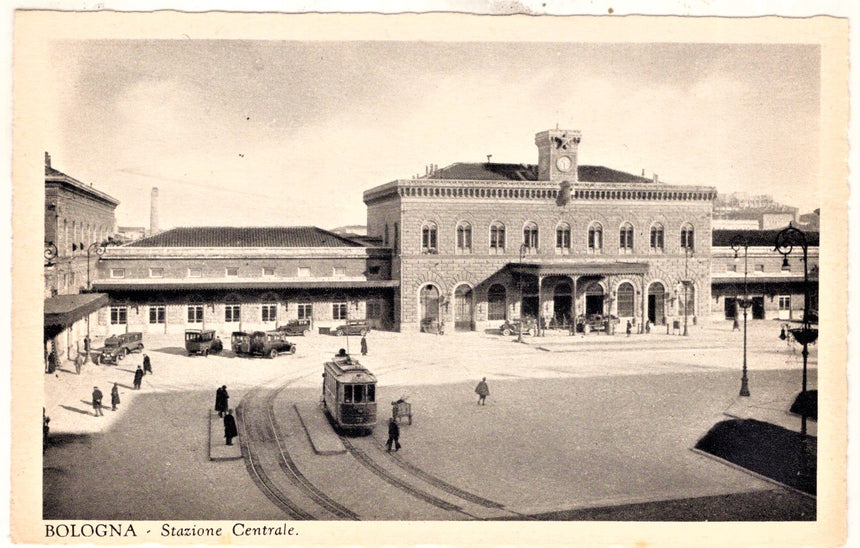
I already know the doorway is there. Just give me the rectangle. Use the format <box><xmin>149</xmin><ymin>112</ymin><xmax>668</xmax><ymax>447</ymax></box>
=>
<box><xmin>752</xmin><ymin>296</ymin><xmax>765</xmax><ymax>320</ymax></box>
<box><xmin>648</xmin><ymin>282</ymin><xmax>666</xmax><ymax>324</ymax></box>
<box><xmin>553</xmin><ymin>282</ymin><xmax>572</xmax><ymax>325</ymax></box>
<box><xmin>585</xmin><ymin>283</ymin><xmax>604</xmax><ymax>316</ymax></box>
<box><xmin>454</xmin><ymin>285</ymin><xmax>473</xmax><ymax>331</ymax></box>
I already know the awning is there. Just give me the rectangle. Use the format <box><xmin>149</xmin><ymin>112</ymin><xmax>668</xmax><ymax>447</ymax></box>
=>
<box><xmin>509</xmin><ymin>261</ymin><xmax>649</xmax><ymax>277</ymax></box>
<box><xmin>44</xmin><ymin>293</ymin><xmax>109</xmax><ymax>327</ymax></box>
<box><xmin>91</xmin><ymin>280</ymin><xmax>400</xmax><ymax>291</ymax></box>
<box><xmin>711</xmin><ymin>275</ymin><xmax>818</xmax><ymax>285</ymax></box>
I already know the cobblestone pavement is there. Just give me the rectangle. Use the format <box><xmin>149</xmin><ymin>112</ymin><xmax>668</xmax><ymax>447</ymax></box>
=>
<box><xmin>43</xmin><ymin>319</ymin><xmax>817</xmax><ymax>520</ymax></box>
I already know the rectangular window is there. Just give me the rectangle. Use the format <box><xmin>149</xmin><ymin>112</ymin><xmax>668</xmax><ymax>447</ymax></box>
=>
<box><xmin>262</xmin><ymin>267</ymin><xmax>275</xmax><ymax>277</ymax></box>
<box><xmin>778</xmin><ymin>296</ymin><xmax>791</xmax><ymax>311</ymax></box>
<box><xmin>332</xmin><ymin>302</ymin><xmax>348</xmax><ymax>320</ymax></box>
<box><xmin>225</xmin><ymin>305</ymin><xmax>241</xmax><ymax>322</ymax></box>
<box><xmin>343</xmin><ymin>384</ymin><xmax>353</xmax><ymax>403</ymax></box>
<box><xmin>262</xmin><ymin>304</ymin><xmax>277</xmax><ymax>322</ymax></box>
<box><xmin>187</xmin><ymin>305</ymin><xmax>203</xmax><ymax>323</ymax></box>
<box><xmin>726</xmin><ymin>264</ymin><xmax>738</xmax><ymax>272</ymax></box>
<box><xmin>226</xmin><ymin>267</ymin><xmax>239</xmax><ymax>277</ymax></box>
<box><xmin>393</xmin><ymin>222</ymin><xmax>399</xmax><ymax>254</ymax></box>
<box><xmin>367</xmin><ymin>302</ymin><xmax>381</xmax><ymax>318</ymax></box>
<box><xmin>110</xmin><ymin>268</ymin><xmax>125</xmax><ymax>278</ymax></box>
<box><xmin>297</xmin><ymin>267</ymin><xmax>311</xmax><ymax>278</ymax></box>
<box><xmin>332</xmin><ymin>267</ymin><xmax>346</xmax><ymax>277</ymax></box>
<box><xmin>755</xmin><ymin>264</ymin><xmax>765</xmax><ymax>272</ymax></box>
<box><xmin>110</xmin><ymin>306</ymin><xmax>128</xmax><ymax>325</ymax></box>
<box><xmin>149</xmin><ymin>268</ymin><xmax>163</xmax><ymax>278</ymax></box>
<box><xmin>149</xmin><ymin>305</ymin><xmax>165</xmax><ymax>324</ymax></box>
<box><xmin>297</xmin><ymin>303</ymin><xmax>313</xmax><ymax>320</ymax></box>
<box><xmin>188</xmin><ymin>268</ymin><xmax>202</xmax><ymax>278</ymax></box>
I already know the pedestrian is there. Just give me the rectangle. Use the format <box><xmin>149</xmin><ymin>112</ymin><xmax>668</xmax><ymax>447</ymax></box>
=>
<box><xmin>215</xmin><ymin>385</ymin><xmax>229</xmax><ymax>418</ymax></box>
<box><xmin>475</xmin><ymin>377</ymin><xmax>490</xmax><ymax>405</ymax></box>
<box><xmin>74</xmin><ymin>352</ymin><xmax>84</xmax><ymax>375</ymax></box>
<box><xmin>111</xmin><ymin>382</ymin><xmax>120</xmax><ymax>411</ymax></box>
<box><xmin>142</xmin><ymin>353</ymin><xmax>152</xmax><ymax>375</ymax></box>
<box><xmin>360</xmin><ymin>335</ymin><xmax>368</xmax><ymax>356</ymax></box>
<box><xmin>43</xmin><ymin>408</ymin><xmax>50</xmax><ymax>453</ymax></box>
<box><xmin>386</xmin><ymin>417</ymin><xmax>401</xmax><ymax>452</ymax></box>
<box><xmin>133</xmin><ymin>366</ymin><xmax>144</xmax><ymax>390</ymax></box>
<box><xmin>626</xmin><ymin>320</ymin><xmax>632</xmax><ymax>337</ymax></box>
<box><xmin>92</xmin><ymin>386</ymin><xmax>104</xmax><ymax>416</ymax></box>
<box><xmin>733</xmin><ymin>316</ymin><xmax>740</xmax><ymax>331</ymax></box>
<box><xmin>223</xmin><ymin>409</ymin><xmax>238</xmax><ymax>446</ymax></box>
<box><xmin>645</xmin><ymin>320</ymin><xmax>651</xmax><ymax>334</ymax></box>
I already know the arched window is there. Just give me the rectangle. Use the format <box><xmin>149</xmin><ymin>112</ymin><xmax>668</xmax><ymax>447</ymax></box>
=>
<box><xmin>650</xmin><ymin>223</ymin><xmax>664</xmax><ymax>253</ymax></box>
<box><xmin>421</xmin><ymin>222</ymin><xmax>438</xmax><ymax>254</ymax></box>
<box><xmin>617</xmin><ymin>282</ymin><xmax>635</xmax><ymax>317</ymax></box>
<box><xmin>619</xmin><ymin>222</ymin><xmax>634</xmax><ymax>254</ymax></box>
<box><xmin>588</xmin><ymin>223</ymin><xmax>603</xmax><ymax>254</ymax></box>
<box><xmin>456</xmin><ymin>222</ymin><xmax>472</xmax><ymax>254</ymax></box>
<box><xmin>681</xmin><ymin>223</ymin><xmax>695</xmax><ymax>252</ymax></box>
<box><xmin>523</xmin><ymin>222</ymin><xmax>539</xmax><ymax>252</ymax></box>
<box><xmin>487</xmin><ymin>284</ymin><xmax>506</xmax><ymax>321</ymax></box>
<box><xmin>555</xmin><ymin>223</ymin><xmax>571</xmax><ymax>254</ymax></box>
<box><xmin>490</xmin><ymin>222</ymin><xmax>506</xmax><ymax>253</ymax></box>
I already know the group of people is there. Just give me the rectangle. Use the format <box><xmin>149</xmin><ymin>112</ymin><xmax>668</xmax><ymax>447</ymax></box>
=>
<box><xmin>90</xmin><ymin>383</ymin><xmax>121</xmax><ymax>416</ymax></box>
<box><xmin>214</xmin><ymin>385</ymin><xmax>237</xmax><ymax>445</ymax></box>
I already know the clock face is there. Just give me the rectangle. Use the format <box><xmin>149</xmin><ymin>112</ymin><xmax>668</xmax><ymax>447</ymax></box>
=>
<box><xmin>556</xmin><ymin>156</ymin><xmax>572</xmax><ymax>172</ymax></box>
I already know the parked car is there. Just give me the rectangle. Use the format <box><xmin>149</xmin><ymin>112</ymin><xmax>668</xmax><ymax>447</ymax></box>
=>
<box><xmin>231</xmin><ymin>331</ymin><xmax>251</xmax><ymax>354</ymax></box>
<box><xmin>276</xmin><ymin>319</ymin><xmax>313</xmax><ymax>336</ymax></box>
<box><xmin>332</xmin><ymin>319</ymin><xmax>370</xmax><ymax>337</ymax></box>
<box><xmin>95</xmin><ymin>332</ymin><xmax>144</xmax><ymax>364</ymax></box>
<box><xmin>249</xmin><ymin>330</ymin><xmax>297</xmax><ymax>358</ymax></box>
<box><xmin>185</xmin><ymin>329</ymin><xmax>223</xmax><ymax>357</ymax></box>
<box><xmin>576</xmin><ymin>314</ymin><xmax>619</xmax><ymax>333</ymax></box>
<box><xmin>499</xmin><ymin>319</ymin><xmax>535</xmax><ymax>337</ymax></box>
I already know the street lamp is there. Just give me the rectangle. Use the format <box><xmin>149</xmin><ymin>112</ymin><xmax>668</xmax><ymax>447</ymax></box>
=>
<box><xmin>730</xmin><ymin>235</ymin><xmax>751</xmax><ymax>397</ymax></box>
<box><xmin>517</xmin><ymin>243</ymin><xmax>527</xmax><ymax>344</ymax></box>
<box><xmin>86</xmin><ymin>240</ymin><xmax>108</xmax><ymax>290</ymax></box>
<box><xmin>774</xmin><ymin>224</ymin><xmax>817</xmax><ymax>491</ymax></box>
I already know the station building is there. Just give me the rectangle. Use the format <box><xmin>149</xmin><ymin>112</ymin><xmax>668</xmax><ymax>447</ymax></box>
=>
<box><xmin>364</xmin><ymin>129</ymin><xmax>718</xmax><ymax>332</ymax></box>
<box><xmin>92</xmin><ymin>227</ymin><xmax>395</xmax><ymax>335</ymax></box>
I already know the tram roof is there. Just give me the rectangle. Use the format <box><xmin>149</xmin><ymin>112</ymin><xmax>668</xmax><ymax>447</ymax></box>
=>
<box><xmin>325</xmin><ymin>358</ymin><xmax>376</xmax><ymax>382</ymax></box>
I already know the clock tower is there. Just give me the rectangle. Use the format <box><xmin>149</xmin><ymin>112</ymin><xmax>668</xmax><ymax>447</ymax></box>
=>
<box><xmin>535</xmin><ymin>129</ymin><xmax>581</xmax><ymax>182</ymax></box>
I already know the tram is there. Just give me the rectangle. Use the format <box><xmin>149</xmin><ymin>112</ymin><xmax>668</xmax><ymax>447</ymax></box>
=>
<box><xmin>322</xmin><ymin>353</ymin><xmax>377</xmax><ymax>433</ymax></box>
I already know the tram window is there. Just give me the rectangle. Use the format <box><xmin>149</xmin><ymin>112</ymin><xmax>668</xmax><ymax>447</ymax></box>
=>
<box><xmin>366</xmin><ymin>384</ymin><xmax>375</xmax><ymax>402</ymax></box>
<box><xmin>343</xmin><ymin>385</ymin><xmax>353</xmax><ymax>403</ymax></box>
<box><xmin>354</xmin><ymin>385</ymin><xmax>364</xmax><ymax>403</ymax></box>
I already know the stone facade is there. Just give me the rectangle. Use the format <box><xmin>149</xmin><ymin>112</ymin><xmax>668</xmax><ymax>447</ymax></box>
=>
<box><xmin>365</xmin><ymin>130</ymin><xmax>717</xmax><ymax>332</ymax></box>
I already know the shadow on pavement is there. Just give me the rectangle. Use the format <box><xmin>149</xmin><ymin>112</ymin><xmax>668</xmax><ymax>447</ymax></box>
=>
<box><xmin>60</xmin><ymin>405</ymin><xmax>93</xmax><ymax>416</ymax></box>
<box><xmin>151</xmin><ymin>346</ymin><xmax>189</xmax><ymax>356</ymax></box>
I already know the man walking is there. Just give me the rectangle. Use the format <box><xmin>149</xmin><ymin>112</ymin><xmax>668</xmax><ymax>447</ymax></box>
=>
<box><xmin>360</xmin><ymin>335</ymin><xmax>368</xmax><ymax>356</ymax></box>
<box><xmin>223</xmin><ymin>409</ymin><xmax>238</xmax><ymax>446</ymax></box>
<box><xmin>386</xmin><ymin>417</ymin><xmax>401</xmax><ymax>452</ymax></box>
<box><xmin>475</xmin><ymin>377</ymin><xmax>490</xmax><ymax>405</ymax></box>
<box><xmin>133</xmin><ymin>366</ymin><xmax>144</xmax><ymax>390</ymax></box>
<box><xmin>142</xmin><ymin>353</ymin><xmax>152</xmax><ymax>375</ymax></box>
<box><xmin>92</xmin><ymin>386</ymin><xmax>104</xmax><ymax>417</ymax></box>
<box><xmin>215</xmin><ymin>386</ymin><xmax>229</xmax><ymax>418</ymax></box>
<box><xmin>111</xmin><ymin>383</ymin><xmax>120</xmax><ymax>411</ymax></box>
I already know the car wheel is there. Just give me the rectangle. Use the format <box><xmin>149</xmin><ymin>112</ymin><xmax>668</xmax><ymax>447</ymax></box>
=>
<box><xmin>360</xmin><ymin>329</ymin><xmax>367</xmax><ymax>336</ymax></box>
<box><xmin>269</xmin><ymin>349</ymin><xmax>278</xmax><ymax>359</ymax></box>
<box><xmin>138</xmin><ymin>344</ymin><xmax>144</xmax><ymax>351</ymax></box>
<box><xmin>335</xmin><ymin>330</ymin><xmax>343</xmax><ymax>337</ymax></box>
<box><xmin>119</xmin><ymin>348</ymin><xmax>127</xmax><ymax>360</ymax></box>
<box><xmin>302</xmin><ymin>329</ymin><xmax>310</xmax><ymax>337</ymax></box>
<box><xmin>98</xmin><ymin>354</ymin><xmax>105</xmax><ymax>365</ymax></box>
<box><xmin>202</xmin><ymin>349</ymin><xmax>209</xmax><ymax>358</ymax></box>
<box><xmin>289</xmin><ymin>346</ymin><xmax>296</xmax><ymax>355</ymax></box>
<box><xmin>501</xmin><ymin>328</ymin><xmax>511</xmax><ymax>336</ymax></box>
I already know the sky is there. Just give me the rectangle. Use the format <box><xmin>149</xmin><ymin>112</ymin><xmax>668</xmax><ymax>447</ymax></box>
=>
<box><xmin>46</xmin><ymin>40</ymin><xmax>821</xmax><ymax>230</ymax></box>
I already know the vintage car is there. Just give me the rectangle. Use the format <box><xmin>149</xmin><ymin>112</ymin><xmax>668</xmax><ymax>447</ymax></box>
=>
<box><xmin>276</xmin><ymin>319</ymin><xmax>313</xmax><ymax>336</ymax></box>
<box><xmin>576</xmin><ymin>314</ymin><xmax>620</xmax><ymax>333</ymax></box>
<box><xmin>249</xmin><ymin>331</ymin><xmax>297</xmax><ymax>358</ymax></box>
<box><xmin>231</xmin><ymin>331</ymin><xmax>251</xmax><ymax>354</ymax></box>
<box><xmin>94</xmin><ymin>332</ymin><xmax>144</xmax><ymax>364</ymax></box>
<box><xmin>185</xmin><ymin>329</ymin><xmax>223</xmax><ymax>356</ymax></box>
<box><xmin>332</xmin><ymin>319</ymin><xmax>370</xmax><ymax>337</ymax></box>
<box><xmin>498</xmin><ymin>319</ymin><xmax>535</xmax><ymax>337</ymax></box>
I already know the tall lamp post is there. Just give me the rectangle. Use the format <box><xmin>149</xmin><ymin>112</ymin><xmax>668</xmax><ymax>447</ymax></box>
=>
<box><xmin>774</xmin><ymin>224</ymin><xmax>817</xmax><ymax>491</ymax></box>
<box><xmin>517</xmin><ymin>243</ymin><xmax>527</xmax><ymax>344</ymax></box>
<box><xmin>730</xmin><ymin>235</ymin><xmax>751</xmax><ymax>397</ymax></box>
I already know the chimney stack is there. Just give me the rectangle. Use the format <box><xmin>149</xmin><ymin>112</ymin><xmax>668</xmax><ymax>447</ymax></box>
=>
<box><xmin>45</xmin><ymin>152</ymin><xmax>51</xmax><ymax>168</ymax></box>
<box><xmin>653</xmin><ymin>173</ymin><xmax>659</xmax><ymax>184</ymax></box>
<box><xmin>150</xmin><ymin>187</ymin><xmax>160</xmax><ymax>236</ymax></box>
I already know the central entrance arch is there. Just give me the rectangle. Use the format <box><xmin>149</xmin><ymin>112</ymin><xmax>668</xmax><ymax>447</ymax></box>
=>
<box><xmin>419</xmin><ymin>284</ymin><xmax>441</xmax><ymax>330</ymax></box>
<box><xmin>454</xmin><ymin>284</ymin><xmax>474</xmax><ymax>331</ymax></box>
<box><xmin>585</xmin><ymin>283</ymin><xmax>604</xmax><ymax>316</ymax></box>
<box><xmin>648</xmin><ymin>282</ymin><xmax>666</xmax><ymax>325</ymax></box>
<box><xmin>553</xmin><ymin>281</ymin><xmax>572</xmax><ymax>325</ymax></box>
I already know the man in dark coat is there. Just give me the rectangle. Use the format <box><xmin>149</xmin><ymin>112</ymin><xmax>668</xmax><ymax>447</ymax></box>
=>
<box><xmin>223</xmin><ymin>409</ymin><xmax>238</xmax><ymax>446</ymax></box>
<box><xmin>475</xmin><ymin>377</ymin><xmax>490</xmax><ymax>405</ymax></box>
<box><xmin>142</xmin><ymin>354</ymin><xmax>152</xmax><ymax>375</ymax></box>
<box><xmin>386</xmin><ymin>417</ymin><xmax>401</xmax><ymax>452</ymax></box>
<box><xmin>111</xmin><ymin>383</ymin><xmax>120</xmax><ymax>411</ymax></box>
<box><xmin>133</xmin><ymin>366</ymin><xmax>144</xmax><ymax>390</ymax></box>
<box><xmin>92</xmin><ymin>386</ymin><xmax>104</xmax><ymax>416</ymax></box>
<box><xmin>215</xmin><ymin>386</ymin><xmax>229</xmax><ymax>418</ymax></box>
<box><xmin>360</xmin><ymin>335</ymin><xmax>368</xmax><ymax>356</ymax></box>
